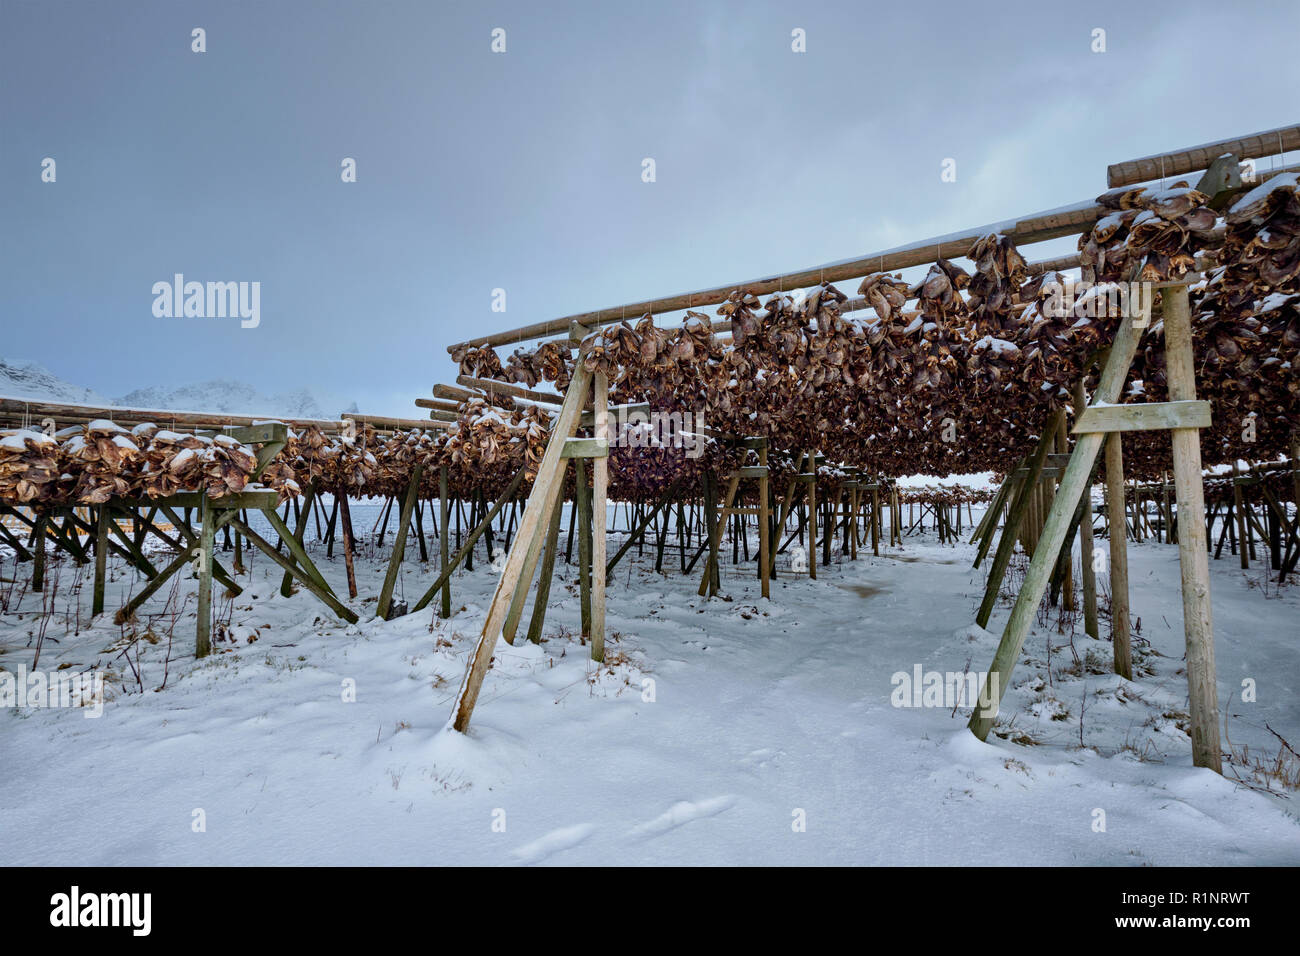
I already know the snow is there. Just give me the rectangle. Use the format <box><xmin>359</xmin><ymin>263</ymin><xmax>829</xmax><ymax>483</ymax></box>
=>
<box><xmin>1228</xmin><ymin>172</ymin><xmax>1298</xmax><ymax>216</ymax></box>
<box><xmin>87</xmin><ymin>419</ymin><xmax>130</xmax><ymax>435</ymax></box>
<box><xmin>973</xmin><ymin>336</ymin><xmax>1019</xmax><ymax>356</ymax></box>
<box><xmin>0</xmin><ymin>358</ymin><xmax>108</xmax><ymax>406</ymax></box>
<box><xmin>0</xmin><ymin>504</ymin><xmax>1297</xmax><ymax>865</ymax></box>
<box><xmin>1258</xmin><ymin>292</ymin><xmax>1298</xmax><ymax>313</ymax></box>
<box><xmin>1094</xmin><ymin>211</ymin><xmax>1125</xmax><ymax>233</ymax></box>
<box><xmin>0</xmin><ymin>429</ymin><xmax>55</xmax><ymax>451</ymax></box>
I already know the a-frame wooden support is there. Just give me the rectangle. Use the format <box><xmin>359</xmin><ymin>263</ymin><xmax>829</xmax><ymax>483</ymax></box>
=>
<box><xmin>450</xmin><ymin>360</ymin><xmax>596</xmax><ymax>733</ymax></box>
<box><xmin>969</xmin><ymin>280</ymin><xmax>1223</xmax><ymax>773</ymax></box>
<box><xmin>696</xmin><ymin>438</ymin><xmax>770</xmax><ymax>599</ymax></box>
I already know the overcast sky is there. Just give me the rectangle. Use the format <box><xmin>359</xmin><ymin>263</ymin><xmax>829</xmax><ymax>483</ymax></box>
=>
<box><xmin>2</xmin><ymin>0</ymin><xmax>1297</xmax><ymax>417</ymax></box>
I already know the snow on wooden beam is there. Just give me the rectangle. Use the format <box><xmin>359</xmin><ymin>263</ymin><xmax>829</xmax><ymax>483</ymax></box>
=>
<box><xmin>456</xmin><ymin>375</ymin><xmax>564</xmax><ymax>405</ymax></box>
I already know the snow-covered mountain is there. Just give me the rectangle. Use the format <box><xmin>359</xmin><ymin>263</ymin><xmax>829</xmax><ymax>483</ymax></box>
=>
<box><xmin>0</xmin><ymin>357</ymin><xmax>342</xmax><ymax>420</ymax></box>
<box><xmin>0</xmin><ymin>358</ymin><xmax>109</xmax><ymax>406</ymax></box>
<box><xmin>113</xmin><ymin>382</ymin><xmax>329</xmax><ymax>420</ymax></box>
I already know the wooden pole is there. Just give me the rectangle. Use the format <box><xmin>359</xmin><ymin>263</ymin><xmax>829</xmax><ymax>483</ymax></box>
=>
<box><xmin>525</xmin><ymin>479</ymin><xmax>566</xmax><ymax>644</ymax></box>
<box><xmin>1055</xmin><ymin>422</ymin><xmax>1075</xmax><ymax>612</ymax></box>
<box><xmin>699</xmin><ymin>473</ymin><xmax>739</xmax><ymax>597</ymax></box>
<box><xmin>1105</xmin><ymin>433</ymin><xmax>1133</xmax><ymax>679</ymax></box>
<box><xmin>264</xmin><ymin>506</ymin><xmax>334</xmax><ymax>596</ymax></box>
<box><xmin>591</xmin><ymin>372</ymin><xmax>609</xmax><ymax>659</ymax></box>
<box><xmin>758</xmin><ymin>443</ymin><xmax>770</xmax><ymax>600</ymax></box>
<box><xmin>969</xmin><ymin>290</ymin><xmax>1149</xmax><ymax>741</ymax></box>
<box><xmin>413</xmin><ymin>466</ymin><xmax>528</xmax><ymax>613</ymax></box>
<box><xmin>871</xmin><ymin>484</ymin><xmax>881</xmax><ymax>556</ymax></box>
<box><xmin>92</xmin><ymin>505</ymin><xmax>110</xmax><ymax>617</ymax></box>
<box><xmin>1074</xmin><ymin>381</ymin><xmax>1100</xmax><ymax>639</ymax></box>
<box><xmin>279</xmin><ymin>479</ymin><xmax>319</xmax><ymax>597</ymax></box>
<box><xmin>31</xmin><ymin>512</ymin><xmax>45</xmax><ymax>591</ymax></box>
<box><xmin>1162</xmin><ymin>283</ymin><xmax>1222</xmax><ymax>773</ymax></box>
<box><xmin>1232</xmin><ymin>464</ymin><xmax>1249</xmax><ymax>568</ymax></box>
<box><xmin>228</xmin><ymin>517</ymin><xmax>359</xmax><ymax>624</ymax></box>
<box><xmin>413</xmin><ymin>498</ymin><xmax>428</xmax><ymax>562</ymax></box>
<box><xmin>451</xmin><ymin>361</ymin><xmax>592</xmax><ymax>733</ymax></box>
<box><xmin>807</xmin><ymin>453</ymin><xmax>818</xmax><ymax>581</ymax></box>
<box><xmin>438</xmin><ymin>465</ymin><xmax>452</xmax><ymax>617</ymax></box>
<box><xmin>607</xmin><ymin>478</ymin><xmax>682</xmax><ymax>576</ymax></box>
<box><xmin>975</xmin><ymin>413</ymin><xmax>1063</xmax><ymax>629</ymax></box>
<box><xmin>377</xmin><ymin>463</ymin><xmax>424</xmax><ymax>619</ymax></box>
<box><xmin>339</xmin><ymin>492</ymin><xmax>358</xmax><ymax>599</ymax></box>
<box><xmin>196</xmin><ymin>497</ymin><xmax>215</xmax><ymax>659</ymax></box>
<box><xmin>576</xmin><ymin>458</ymin><xmax>592</xmax><ymax>642</ymax></box>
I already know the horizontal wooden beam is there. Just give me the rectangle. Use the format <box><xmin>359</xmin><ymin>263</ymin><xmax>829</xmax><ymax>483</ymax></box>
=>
<box><xmin>578</xmin><ymin>403</ymin><xmax>651</xmax><ymax>427</ymax></box>
<box><xmin>196</xmin><ymin>422</ymin><xmax>288</xmax><ymax>445</ymax></box>
<box><xmin>1108</xmin><ymin>124</ymin><xmax>1300</xmax><ymax>188</ymax></box>
<box><xmin>447</xmin><ymin>201</ymin><xmax>1105</xmax><ymax>351</ymax></box>
<box><xmin>456</xmin><ymin>375</ymin><xmax>563</xmax><ymax>406</ymax></box>
<box><xmin>433</xmin><ymin>383</ymin><xmax>479</xmax><ymax>402</ymax></box>
<box><xmin>341</xmin><ymin>412</ymin><xmax>443</xmax><ymax>430</ymax></box>
<box><xmin>117</xmin><ymin>489</ymin><xmax>282</xmax><ymax>511</ymax></box>
<box><xmin>1073</xmin><ymin>400</ymin><xmax>1212</xmax><ymax>434</ymax></box>
<box><xmin>414</xmin><ymin>397</ymin><xmax>463</xmax><ymax>414</ymax></box>
<box><xmin>560</xmin><ymin>437</ymin><xmax>609</xmax><ymax>459</ymax></box>
<box><xmin>0</xmin><ymin>396</ymin><xmax>335</xmax><ymax>433</ymax></box>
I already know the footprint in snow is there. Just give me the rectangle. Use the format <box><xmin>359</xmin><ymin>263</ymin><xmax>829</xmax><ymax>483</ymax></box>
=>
<box><xmin>511</xmin><ymin>823</ymin><xmax>596</xmax><ymax>864</ymax></box>
<box><xmin>628</xmin><ymin>795</ymin><xmax>736</xmax><ymax>839</ymax></box>
<box><xmin>738</xmin><ymin>748</ymin><xmax>783</xmax><ymax>770</ymax></box>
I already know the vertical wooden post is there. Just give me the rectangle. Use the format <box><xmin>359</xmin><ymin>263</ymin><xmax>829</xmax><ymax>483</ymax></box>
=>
<box><xmin>438</xmin><ymin>465</ymin><xmax>451</xmax><ymax>617</ymax></box>
<box><xmin>279</xmin><ymin>479</ymin><xmax>318</xmax><ymax>597</ymax></box>
<box><xmin>1074</xmin><ymin>381</ymin><xmax>1100</xmax><ymax>639</ymax></box>
<box><xmin>807</xmin><ymin>453</ymin><xmax>818</xmax><ymax>581</ymax></box>
<box><xmin>1162</xmin><ymin>471</ymin><xmax>1172</xmax><ymax>544</ymax></box>
<box><xmin>700</xmin><ymin>473</ymin><xmax>738</xmax><ymax>596</ymax></box>
<box><xmin>1055</xmin><ymin>423</ymin><xmax>1075</xmax><ymax>612</ymax></box>
<box><xmin>701</xmin><ymin>471</ymin><xmax>719</xmax><ymax>591</ymax></box>
<box><xmin>196</xmin><ymin>497</ymin><xmax>215</xmax><ymax>659</ymax></box>
<box><xmin>233</xmin><ymin>510</ymin><xmax>245</xmax><ymax>574</ymax></box>
<box><xmin>1231</xmin><ymin>463</ymin><xmax>1248</xmax><ymax>568</ymax></box>
<box><xmin>31</xmin><ymin>512</ymin><xmax>46</xmax><ymax>591</ymax></box>
<box><xmin>576</xmin><ymin>458</ymin><xmax>592</xmax><ymax>640</ymax></box>
<box><xmin>892</xmin><ymin>486</ymin><xmax>901</xmax><ymax>546</ymax></box>
<box><xmin>338</xmin><ymin>493</ymin><xmax>358</xmax><ymax>599</ymax></box>
<box><xmin>378</xmin><ymin>463</ymin><xmax>424</xmax><ymax>619</ymax></box>
<box><xmin>414</xmin><ymin>498</ymin><xmax>429</xmax><ymax>562</ymax></box>
<box><xmin>848</xmin><ymin>488</ymin><xmax>858</xmax><ymax>560</ymax></box>
<box><xmin>324</xmin><ymin>496</ymin><xmax>339</xmax><ymax>559</ymax></box>
<box><xmin>590</xmin><ymin>372</ymin><xmax>609</xmax><ymax>660</ymax></box>
<box><xmin>92</xmin><ymin>505</ymin><xmax>110</xmax><ymax>616</ymax></box>
<box><xmin>1105</xmin><ymin>432</ymin><xmax>1133</xmax><ymax>680</ymax></box>
<box><xmin>767</xmin><ymin>456</ymin><xmax>802</xmax><ymax>578</ymax></box>
<box><xmin>757</xmin><ymin>441</ymin><xmax>770</xmax><ymax>600</ymax></box>
<box><xmin>871</xmin><ymin>483</ymin><xmax>881</xmax><ymax>556</ymax></box>
<box><xmin>1163</xmin><ymin>283</ymin><xmax>1222</xmax><ymax>773</ymax></box>
<box><xmin>525</xmin><ymin>481</ymin><xmax>566</xmax><ymax>644</ymax></box>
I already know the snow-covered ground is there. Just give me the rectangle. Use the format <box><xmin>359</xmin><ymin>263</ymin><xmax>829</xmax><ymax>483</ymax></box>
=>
<box><xmin>1</xmin><ymin>508</ymin><xmax>1298</xmax><ymax>866</ymax></box>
